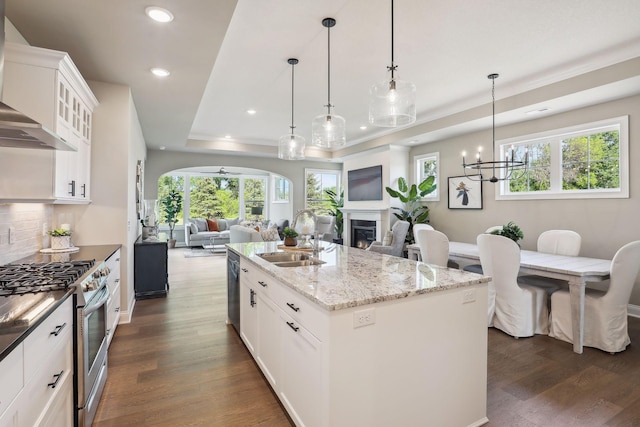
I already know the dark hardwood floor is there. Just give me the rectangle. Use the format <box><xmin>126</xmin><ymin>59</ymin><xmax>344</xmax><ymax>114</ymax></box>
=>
<box><xmin>94</xmin><ymin>249</ymin><xmax>640</xmax><ymax>426</ymax></box>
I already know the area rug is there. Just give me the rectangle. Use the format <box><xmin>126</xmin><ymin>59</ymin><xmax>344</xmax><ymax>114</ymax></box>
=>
<box><xmin>183</xmin><ymin>248</ymin><xmax>226</xmax><ymax>258</ymax></box>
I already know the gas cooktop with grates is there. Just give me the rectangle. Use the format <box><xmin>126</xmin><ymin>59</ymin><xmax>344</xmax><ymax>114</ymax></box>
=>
<box><xmin>0</xmin><ymin>260</ymin><xmax>95</xmax><ymax>296</ymax></box>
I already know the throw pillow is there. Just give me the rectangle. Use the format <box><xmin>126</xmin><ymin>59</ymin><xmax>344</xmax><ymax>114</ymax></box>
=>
<box><xmin>226</xmin><ymin>218</ymin><xmax>239</xmax><ymax>227</ymax></box>
<box><xmin>189</xmin><ymin>223</ymin><xmax>198</xmax><ymax>234</ymax></box>
<box><xmin>260</xmin><ymin>228</ymin><xmax>280</xmax><ymax>242</ymax></box>
<box><xmin>217</xmin><ymin>219</ymin><xmax>228</xmax><ymax>231</ymax></box>
<box><xmin>193</xmin><ymin>218</ymin><xmax>208</xmax><ymax>232</ymax></box>
<box><xmin>382</xmin><ymin>230</ymin><xmax>394</xmax><ymax>246</ymax></box>
<box><xmin>206</xmin><ymin>218</ymin><xmax>219</xmax><ymax>232</ymax></box>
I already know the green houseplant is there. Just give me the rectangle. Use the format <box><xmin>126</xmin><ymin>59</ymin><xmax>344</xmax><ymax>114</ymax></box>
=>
<box><xmin>325</xmin><ymin>188</ymin><xmax>344</xmax><ymax>243</ymax></box>
<box><xmin>490</xmin><ymin>221</ymin><xmax>524</xmax><ymax>246</ymax></box>
<box><xmin>48</xmin><ymin>228</ymin><xmax>72</xmax><ymax>249</ymax></box>
<box><xmin>385</xmin><ymin>175</ymin><xmax>436</xmax><ymax>245</ymax></box>
<box><xmin>282</xmin><ymin>227</ymin><xmax>299</xmax><ymax>247</ymax></box>
<box><xmin>160</xmin><ymin>189</ymin><xmax>183</xmax><ymax>247</ymax></box>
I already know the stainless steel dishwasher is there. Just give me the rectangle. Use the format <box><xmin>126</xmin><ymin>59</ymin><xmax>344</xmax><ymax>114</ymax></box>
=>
<box><xmin>226</xmin><ymin>250</ymin><xmax>240</xmax><ymax>334</ymax></box>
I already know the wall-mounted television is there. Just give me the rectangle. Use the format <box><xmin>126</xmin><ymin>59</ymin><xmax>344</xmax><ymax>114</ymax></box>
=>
<box><xmin>347</xmin><ymin>165</ymin><xmax>383</xmax><ymax>201</ymax></box>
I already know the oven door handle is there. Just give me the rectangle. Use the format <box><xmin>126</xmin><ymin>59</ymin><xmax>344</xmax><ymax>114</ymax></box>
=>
<box><xmin>84</xmin><ymin>286</ymin><xmax>109</xmax><ymax>315</ymax></box>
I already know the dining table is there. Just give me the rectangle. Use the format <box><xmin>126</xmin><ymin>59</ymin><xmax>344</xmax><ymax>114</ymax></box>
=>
<box><xmin>407</xmin><ymin>241</ymin><xmax>612</xmax><ymax>354</ymax></box>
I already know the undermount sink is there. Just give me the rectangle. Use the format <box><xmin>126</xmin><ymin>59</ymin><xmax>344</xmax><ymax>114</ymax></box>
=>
<box><xmin>256</xmin><ymin>252</ymin><xmax>325</xmax><ymax>267</ymax></box>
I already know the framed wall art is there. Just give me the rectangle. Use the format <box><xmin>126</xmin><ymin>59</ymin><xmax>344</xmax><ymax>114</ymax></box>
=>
<box><xmin>448</xmin><ymin>175</ymin><xmax>483</xmax><ymax>209</ymax></box>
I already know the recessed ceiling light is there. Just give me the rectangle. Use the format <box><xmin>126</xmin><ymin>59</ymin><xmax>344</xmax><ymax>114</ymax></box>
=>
<box><xmin>145</xmin><ymin>7</ymin><xmax>174</xmax><ymax>23</ymax></box>
<box><xmin>408</xmin><ymin>140</ymin><xmax>418</xmax><ymax>144</ymax></box>
<box><xmin>159</xmin><ymin>146</ymin><xmax>166</xmax><ymax>150</ymax></box>
<box><xmin>360</xmin><ymin>125</ymin><xmax>367</xmax><ymax>130</ymax></box>
<box><xmin>525</xmin><ymin>107</ymin><xmax>550</xmax><ymax>115</ymax></box>
<box><xmin>151</xmin><ymin>68</ymin><xmax>170</xmax><ymax>77</ymax></box>
<box><xmin>224</xmin><ymin>135</ymin><xmax>231</xmax><ymax>139</ymax></box>
<box><xmin>246</xmin><ymin>109</ymin><xmax>257</xmax><ymax>115</ymax></box>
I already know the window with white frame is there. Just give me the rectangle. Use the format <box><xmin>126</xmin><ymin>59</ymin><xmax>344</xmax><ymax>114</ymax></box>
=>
<box><xmin>414</xmin><ymin>152</ymin><xmax>439</xmax><ymax>201</ymax></box>
<box><xmin>497</xmin><ymin>116</ymin><xmax>629</xmax><ymax>200</ymax></box>
<box><xmin>305</xmin><ymin>169</ymin><xmax>341</xmax><ymax>214</ymax></box>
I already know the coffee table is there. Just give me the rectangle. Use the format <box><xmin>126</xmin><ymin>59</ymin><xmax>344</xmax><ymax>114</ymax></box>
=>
<box><xmin>202</xmin><ymin>237</ymin><xmax>225</xmax><ymax>253</ymax></box>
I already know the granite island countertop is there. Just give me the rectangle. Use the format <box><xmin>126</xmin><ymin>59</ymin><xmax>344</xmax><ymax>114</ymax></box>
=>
<box><xmin>227</xmin><ymin>241</ymin><xmax>490</xmax><ymax>311</ymax></box>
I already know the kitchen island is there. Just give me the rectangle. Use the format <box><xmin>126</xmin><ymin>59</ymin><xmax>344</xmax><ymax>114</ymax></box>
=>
<box><xmin>227</xmin><ymin>241</ymin><xmax>491</xmax><ymax>427</ymax></box>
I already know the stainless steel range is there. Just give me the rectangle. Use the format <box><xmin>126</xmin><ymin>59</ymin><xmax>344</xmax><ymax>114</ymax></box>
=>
<box><xmin>0</xmin><ymin>258</ymin><xmax>110</xmax><ymax>427</ymax></box>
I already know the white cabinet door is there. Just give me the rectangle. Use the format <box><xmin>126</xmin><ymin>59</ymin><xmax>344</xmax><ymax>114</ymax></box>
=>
<box><xmin>278</xmin><ymin>311</ymin><xmax>323</xmax><ymax>427</ymax></box>
<box><xmin>239</xmin><ymin>280</ymin><xmax>258</xmax><ymax>356</ymax></box>
<box><xmin>256</xmin><ymin>292</ymin><xmax>280</xmax><ymax>390</ymax></box>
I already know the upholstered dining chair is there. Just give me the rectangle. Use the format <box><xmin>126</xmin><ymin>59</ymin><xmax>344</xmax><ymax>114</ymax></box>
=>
<box><xmin>478</xmin><ymin>234</ymin><xmax>549</xmax><ymax>336</ymax></box>
<box><xmin>549</xmin><ymin>240</ymin><xmax>640</xmax><ymax>353</ymax></box>
<box><xmin>518</xmin><ymin>230</ymin><xmax>582</xmax><ymax>293</ymax></box>
<box><xmin>463</xmin><ymin>226</ymin><xmax>502</xmax><ymax>274</ymax></box>
<box><xmin>316</xmin><ymin>215</ymin><xmax>336</xmax><ymax>242</ymax></box>
<box><xmin>416</xmin><ymin>229</ymin><xmax>449</xmax><ymax>267</ymax></box>
<box><xmin>367</xmin><ymin>220</ymin><xmax>410</xmax><ymax>258</ymax></box>
<box><xmin>412</xmin><ymin>223</ymin><xmax>434</xmax><ymax>246</ymax></box>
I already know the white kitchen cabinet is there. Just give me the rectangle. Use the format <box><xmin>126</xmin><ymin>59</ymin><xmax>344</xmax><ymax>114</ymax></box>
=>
<box><xmin>0</xmin><ymin>297</ymin><xmax>74</xmax><ymax>427</ymax></box>
<box><xmin>106</xmin><ymin>249</ymin><xmax>122</xmax><ymax>347</ymax></box>
<box><xmin>0</xmin><ymin>42</ymin><xmax>98</xmax><ymax>203</ymax></box>
<box><xmin>236</xmin><ymin>252</ymin><xmax>489</xmax><ymax>427</ymax></box>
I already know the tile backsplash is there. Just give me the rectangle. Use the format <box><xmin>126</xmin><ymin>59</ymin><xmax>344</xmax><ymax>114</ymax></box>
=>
<box><xmin>0</xmin><ymin>203</ymin><xmax>53</xmax><ymax>264</ymax></box>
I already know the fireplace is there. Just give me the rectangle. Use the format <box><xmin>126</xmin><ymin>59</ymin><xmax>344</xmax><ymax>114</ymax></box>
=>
<box><xmin>351</xmin><ymin>220</ymin><xmax>376</xmax><ymax>249</ymax></box>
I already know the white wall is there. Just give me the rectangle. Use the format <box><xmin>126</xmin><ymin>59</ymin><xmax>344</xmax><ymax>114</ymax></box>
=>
<box><xmin>410</xmin><ymin>94</ymin><xmax>640</xmax><ymax>305</ymax></box>
<box><xmin>55</xmin><ymin>81</ymin><xmax>147</xmax><ymax>321</ymax></box>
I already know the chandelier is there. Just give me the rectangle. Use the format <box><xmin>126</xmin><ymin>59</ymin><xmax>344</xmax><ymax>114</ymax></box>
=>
<box><xmin>311</xmin><ymin>18</ymin><xmax>346</xmax><ymax>148</ymax></box>
<box><xmin>278</xmin><ymin>58</ymin><xmax>305</xmax><ymax>160</ymax></box>
<box><xmin>368</xmin><ymin>0</ymin><xmax>416</xmax><ymax>127</ymax></box>
<box><xmin>462</xmin><ymin>73</ymin><xmax>528</xmax><ymax>182</ymax></box>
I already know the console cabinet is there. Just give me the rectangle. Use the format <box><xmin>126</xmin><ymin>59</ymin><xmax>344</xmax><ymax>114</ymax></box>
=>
<box><xmin>0</xmin><ymin>42</ymin><xmax>98</xmax><ymax>203</ymax></box>
<box><xmin>0</xmin><ymin>298</ymin><xmax>74</xmax><ymax>427</ymax></box>
<box><xmin>134</xmin><ymin>236</ymin><xmax>168</xmax><ymax>299</ymax></box>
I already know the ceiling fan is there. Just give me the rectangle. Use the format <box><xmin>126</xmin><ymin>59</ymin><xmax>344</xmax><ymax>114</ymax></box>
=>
<box><xmin>203</xmin><ymin>167</ymin><xmax>242</xmax><ymax>175</ymax></box>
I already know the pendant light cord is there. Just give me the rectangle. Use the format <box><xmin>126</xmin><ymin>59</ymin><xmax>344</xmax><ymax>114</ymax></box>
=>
<box><xmin>326</xmin><ymin>22</ymin><xmax>332</xmax><ymax>115</ymax></box>
<box><xmin>491</xmin><ymin>74</ymin><xmax>497</xmax><ymax>179</ymax></box>
<box><xmin>390</xmin><ymin>0</ymin><xmax>395</xmax><ymax>80</ymax></box>
<box><xmin>290</xmin><ymin>61</ymin><xmax>295</xmax><ymax>134</ymax></box>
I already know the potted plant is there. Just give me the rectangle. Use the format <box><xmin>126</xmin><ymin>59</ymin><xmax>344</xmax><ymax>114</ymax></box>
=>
<box><xmin>490</xmin><ymin>221</ymin><xmax>524</xmax><ymax>246</ymax></box>
<box><xmin>385</xmin><ymin>175</ymin><xmax>436</xmax><ymax>245</ymax></box>
<box><xmin>160</xmin><ymin>189</ymin><xmax>183</xmax><ymax>248</ymax></box>
<box><xmin>282</xmin><ymin>227</ymin><xmax>298</xmax><ymax>247</ymax></box>
<box><xmin>325</xmin><ymin>188</ymin><xmax>344</xmax><ymax>244</ymax></box>
<box><xmin>48</xmin><ymin>228</ymin><xmax>72</xmax><ymax>250</ymax></box>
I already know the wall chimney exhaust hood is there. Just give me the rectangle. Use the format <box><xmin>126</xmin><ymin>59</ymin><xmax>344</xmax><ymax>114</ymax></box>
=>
<box><xmin>0</xmin><ymin>0</ymin><xmax>76</xmax><ymax>151</ymax></box>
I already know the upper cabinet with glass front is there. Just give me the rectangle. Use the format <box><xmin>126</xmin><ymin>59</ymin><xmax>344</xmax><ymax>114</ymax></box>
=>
<box><xmin>1</xmin><ymin>42</ymin><xmax>98</xmax><ymax>203</ymax></box>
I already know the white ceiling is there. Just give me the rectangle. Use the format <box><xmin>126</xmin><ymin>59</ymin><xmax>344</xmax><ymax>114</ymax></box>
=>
<box><xmin>6</xmin><ymin>0</ymin><xmax>640</xmax><ymax>161</ymax></box>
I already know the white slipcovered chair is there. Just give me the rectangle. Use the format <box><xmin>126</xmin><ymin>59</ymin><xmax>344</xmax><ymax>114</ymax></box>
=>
<box><xmin>316</xmin><ymin>215</ymin><xmax>336</xmax><ymax>242</ymax></box>
<box><xmin>416</xmin><ymin>229</ymin><xmax>449</xmax><ymax>267</ymax></box>
<box><xmin>478</xmin><ymin>234</ymin><xmax>549</xmax><ymax>336</ymax></box>
<box><xmin>412</xmin><ymin>223</ymin><xmax>434</xmax><ymax>246</ymax></box>
<box><xmin>549</xmin><ymin>240</ymin><xmax>640</xmax><ymax>353</ymax></box>
<box><xmin>463</xmin><ymin>226</ymin><xmax>502</xmax><ymax>274</ymax></box>
<box><xmin>518</xmin><ymin>230</ymin><xmax>582</xmax><ymax>293</ymax></box>
<box><xmin>367</xmin><ymin>220</ymin><xmax>410</xmax><ymax>258</ymax></box>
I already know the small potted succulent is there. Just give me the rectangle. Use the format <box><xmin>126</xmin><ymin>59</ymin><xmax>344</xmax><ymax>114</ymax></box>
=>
<box><xmin>48</xmin><ymin>228</ymin><xmax>72</xmax><ymax>250</ymax></box>
<box><xmin>282</xmin><ymin>227</ymin><xmax>298</xmax><ymax>247</ymax></box>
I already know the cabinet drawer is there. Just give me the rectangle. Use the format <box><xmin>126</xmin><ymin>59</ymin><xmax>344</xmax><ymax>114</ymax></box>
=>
<box><xmin>239</xmin><ymin>259</ymin><xmax>257</xmax><ymax>285</ymax></box>
<box><xmin>24</xmin><ymin>298</ymin><xmax>72</xmax><ymax>382</ymax></box>
<box><xmin>0</xmin><ymin>344</ymin><xmax>23</xmax><ymax>419</ymax></box>
<box><xmin>106</xmin><ymin>249</ymin><xmax>121</xmax><ymax>281</ymax></box>
<box><xmin>270</xmin><ymin>281</ymin><xmax>327</xmax><ymax>341</ymax></box>
<box><xmin>20</xmin><ymin>336</ymin><xmax>72</xmax><ymax>427</ymax></box>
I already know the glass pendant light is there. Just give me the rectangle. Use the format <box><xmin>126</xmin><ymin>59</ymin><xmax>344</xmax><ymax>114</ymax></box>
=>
<box><xmin>312</xmin><ymin>18</ymin><xmax>346</xmax><ymax>148</ymax></box>
<box><xmin>369</xmin><ymin>0</ymin><xmax>416</xmax><ymax>127</ymax></box>
<box><xmin>278</xmin><ymin>58</ymin><xmax>306</xmax><ymax>160</ymax></box>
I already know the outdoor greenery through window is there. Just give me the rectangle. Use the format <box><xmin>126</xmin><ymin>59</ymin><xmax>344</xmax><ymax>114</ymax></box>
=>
<box><xmin>415</xmin><ymin>152</ymin><xmax>439</xmax><ymax>201</ymax></box>
<box><xmin>157</xmin><ymin>173</ymin><xmax>268</xmax><ymax>224</ymax></box>
<box><xmin>305</xmin><ymin>169</ymin><xmax>340</xmax><ymax>215</ymax></box>
<box><xmin>498</xmin><ymin>116</ymin><xmax>628</xmax><ymax>200</ymax></box>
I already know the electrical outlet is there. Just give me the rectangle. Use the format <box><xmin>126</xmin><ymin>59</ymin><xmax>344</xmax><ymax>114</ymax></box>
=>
<box><xmin>9</xmin><ymin>227</ymin><xmax>15</xmax><ymax>244</ymax></box>
<box><xmin>462</xmin><ymin>289</ymin><xmax>476</xmax><ymax>304</ymax></box>
<box><xmin>353</xmin><ymin>308</ymin><xmax>376</xmax><ymax>328</ymax></box>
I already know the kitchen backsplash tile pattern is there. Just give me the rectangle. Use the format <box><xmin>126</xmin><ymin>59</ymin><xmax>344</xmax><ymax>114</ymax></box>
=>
<box><xmin>0</xmin><ymin>203</ymin><xmax>53</xmax><ymax>264</ymax></box>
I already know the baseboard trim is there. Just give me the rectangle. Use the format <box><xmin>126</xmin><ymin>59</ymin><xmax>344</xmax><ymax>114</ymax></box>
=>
<box><xmin>629</xmin><ymin>304</ymin><xmax>640</xmax><ymax>318</ymax></box>
<box><xmin>117</xmin><ymin>296</ymin><xmax>136</xmax><ymax>324</ymax></box>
